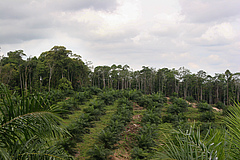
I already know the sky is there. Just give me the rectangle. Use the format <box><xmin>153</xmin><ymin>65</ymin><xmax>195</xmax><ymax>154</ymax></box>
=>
<box><xmin>0</xmin><ymin>0</ymin><xmax>239</xmax><ymax>75</ymax></box>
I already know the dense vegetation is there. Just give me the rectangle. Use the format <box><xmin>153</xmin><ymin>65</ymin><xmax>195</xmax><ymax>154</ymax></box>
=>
<box><xmin>0</xmin><ymin>46</ymin><xmax>239</xmax><ymax>105</ymax></box>
<box><xmin>1</xmin><ymin>46</ymin><xmax>240</xmax><ymax>159</ymax></box>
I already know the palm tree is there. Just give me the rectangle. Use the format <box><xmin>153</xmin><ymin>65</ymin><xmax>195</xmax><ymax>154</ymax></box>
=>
<box><xmin>0</xmin><ymin>83</ymin><xmax>72</xmax><ymax>159</ymax></box>
<box><xmin>157</xmin><ymin>101</ymin><xmax>240</xmax><ymax>160</ymax></box>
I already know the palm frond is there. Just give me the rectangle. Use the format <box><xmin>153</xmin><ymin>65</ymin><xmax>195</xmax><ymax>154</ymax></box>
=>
<box><xmin>0</xmin><ymin>83</ymin><xmax>71</xmax><ymax>159</ymax></box>
<box><xmin>225</xmin><ymin>101</ymin><xmax>240</xmax><ymax>158</ymax></box>
<box><xmin>156</xmin><ymin>124</ymin><xmax>222</xmax><ymax>160</ymax></box>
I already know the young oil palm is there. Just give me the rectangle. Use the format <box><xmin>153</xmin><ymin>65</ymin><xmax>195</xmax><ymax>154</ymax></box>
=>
<box><xmin>0</xmin><ymin>83</ymin><xmax>72</xmax><ymax>159</ymax></box>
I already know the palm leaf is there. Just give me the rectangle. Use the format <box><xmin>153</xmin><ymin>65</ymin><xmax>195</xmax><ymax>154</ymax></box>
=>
<box><xmin>0</xmin><ymin>83</ymin><xmax>71</xmax><ymax>159</ymax></box>
<box><xmin>225</xmin><ymin>101</ymin><xmax>240</xmax><ymax>158</ymax></box>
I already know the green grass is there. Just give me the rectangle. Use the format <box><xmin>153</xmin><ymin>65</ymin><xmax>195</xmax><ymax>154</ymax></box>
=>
<box><xmin>76</xmin><ymin>102</ymin><xmax>118</xmax><ymax>160</ymax></box>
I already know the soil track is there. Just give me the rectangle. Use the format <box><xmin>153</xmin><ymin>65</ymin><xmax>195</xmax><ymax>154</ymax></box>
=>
<box><xmin>111</xmin><ymin>103</ymin><xmax>144</xmax><ymax>160</ymax></box>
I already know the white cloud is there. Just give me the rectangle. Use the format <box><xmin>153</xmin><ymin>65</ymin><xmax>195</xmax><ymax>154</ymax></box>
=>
<box><xmin>201</xmin><ymin>23</ymin><xmax>235</xmax><ymax>42</ymax></box>
<box><xmin>0</xmin><ymin>0</ymin><xmax>239</xmax><ymax>75</ymax></box>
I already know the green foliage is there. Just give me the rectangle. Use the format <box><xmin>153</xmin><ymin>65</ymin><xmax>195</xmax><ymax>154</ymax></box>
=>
<box><xmin>131</xmin><ymin>147</ymin><xmax>148</xmax><ymax>159</ymax></box>
<box><xmin>197</xmin><ymin>103</ymin><xmax>215</xmax><ymax>122</ymax></box>
<box><xmin>225</xmin><ymin>102</ymin><xmax>240</xmax><ymax>159</ymax></box>
<box><xmin>58</xmin><ymin>77</ymin><xmax>73</xmax><ymax>91</ymax></box>
<box><xmin>98</xmin><ymin>129</ymin><xmax>118</xmax><ymax>149</ymax></box>
<box><xmin>167</xmin><ymin>104</ymin><xmax>182</xmax><ymax>115</ymax></box>
<box><xmin>87</xmin><ymin>144</ymin><xmax>112</xmax><ymax>160</ymax></box>
<box><xmin>186</xmin><ymin>96</ymin><xmax>195</xmax><ymax>103</ymax></box>
<box><xmin>128</xmin><ymin>89</ymin><xmax>143</xmax><ymax>101</ymax></box>
<box><xmin>48</xmin><ymin>89</ymin><xmax>66</xmax><ymax>103</ymax></box>
<box><xmin>215</xmin><ymin>101</ymin><xmax>226</xmax><ymax>109</ymax></box>
<box><xmin>61</xmin><ymin>113</ymin><xmax>93</xmax><ymax>155</ymax></box>
<box><xmin>88</xmin><ymin>86</ymin><xmax>102</xmax><ymax>95</ymax></box>
<box><xmin>83</xmin><ymin>106</ymin><xmax>102</xmax><ymax>121</ymax></box>
<box><xmin>167</xmin><ymin>98</ymin><xmax>188</xmax><ymax>116</ymax></box>
<box><xmin>197</xmin><ymin>103</ymin><xmax>213</xmax><ymax>112</ymax></box>
<box><xmin>162</xmin><ymin>113</ymin><xmax>186</xmax><ymax>124</ymax></box>
<box><xmin>157</xmin><ymin>125</ymin><xmax>222</xmax><ymax>160</ymax></box>
<box><xmin>117</xmin><ymin>97</ymin><xmax>133</xmax><ymax>106</ymax></box>
<box><xmin>135</xmin><ymin>95</ymin><xmax>153</xmax><ymax>108</ymax></box>
<box><xmin>151</xmin><ymin>93</ymin><xmax>167</xmax><ymax>104</ymax></box>
<box><xmin>141</xmin><ymin>108</ymin><xmax>162</xmax><ymax>125</ymax></box>
<box><xmin>200</xmin><ymin>111</ymin><xmax>215</xmax><ymax>122</ymax></box>
<box><xmin>89</xmin><ymin>99</ymin><xmax>106</xmax><ymax>114</ymax></box>
<box><xmin>74</xmin><ymin>92</ymin><xmax>87</xmax><ymax>104</ymax></box>
<box><xmin>137</xmin><ymin>123</ymin><xmax>159</xmax><ymax>149</ymax></box>
<box><xmin>0</xmin><ymin>84</ymin><xmax>72</xmax><ymax>159</ymax></box>
<box><xmin>98</xmin><ymin>91</ymin><xmax>116</xmax><ymax>105</ymax></box>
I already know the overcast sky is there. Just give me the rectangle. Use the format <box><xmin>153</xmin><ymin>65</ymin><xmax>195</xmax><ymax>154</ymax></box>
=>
<box><xmin>0</xmin><ymin>0</ymin><xmax>239</xmax><ymax>75</ymax></box>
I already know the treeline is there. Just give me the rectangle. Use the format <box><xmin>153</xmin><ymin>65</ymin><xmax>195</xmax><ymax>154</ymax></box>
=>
<box><xmin>0</xmin><ymin>46</ymin><xmax>90</xmax><ymax>92</ymax></box>
<box><xmin>0</xmin><ymin>46</ymin><xmax>239</xmax><ymax>105</ymax></box>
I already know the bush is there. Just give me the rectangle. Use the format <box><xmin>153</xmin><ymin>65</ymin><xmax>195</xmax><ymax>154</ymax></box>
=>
<box><xmin>98</xmin><ymin>91</ymin><xmax>115</xmax><ymax>105</ymax></box>
<box><xmin>58</xmin><ymin>77</ymin><xmax>73</xmax><ymax>91</ymax></box>
<box><xmin>186</xmin><ymin>96</ymin><xmax>195</xmax><ymax>103</ymax></box>
<box><xmin>151</xmin><ymin>93</ymin><xmax>167</xmax><ymax>104</ymax></box>
<box><xmin>135</xmin><ymin>95</ymin><xmax>153</xmax><ymax>108</ymax></box>
<box><xmin>89</xmin><ymin>99</ymin><xmax>106</xmax><ymax>114</ymax></box>
<box><xmin>162</xmin><ymin>113</ymin><xmax>186</xmax><ymax>124</ymax></box>
<box><xmin>136</xmin><ymin>123</ymin><xmax>158</xmax><ymax>150</ymax></box>
<box><xmin>48</xmin><ymin>89</ymin><xmax>65</xmax><ymax>103</ymax></box>
<box><xmin>215</xmin><ymin>101</ymin><xmax>226</xmax><ymax>109</ymax></box>
<box><xmin>74</xmin><ymin>92</ymin><xmax>87</xmax><ymax>104</ymax></box>
<box><xmin>131</xmin><ymin>147</ymin><xmax>148</xmax><ymax>159</ymax></box>
<box><xmin>98</xmin><ymin>129</ymin><xmax>118</xmax><ymax>149</ymax></box>
<box><xmin>117</xmin><ymin>97</ymin><xmax>133</xmax><ymax>106</ymax></box>
<box><xmin>87</xmin><ymin>144</ymin><xmax>112</xmax><ymax>160</ymax></box>
<box><xmin>128</xmin><ymin>89</ymin><xmax>143</xmax><ymax>101</ymax></box>
<box><xmin>197</xmin><ymin>103</ymin><xmax>212</xmax><ymax>112</ymax></box>
<box><xmin>83</xmin><ymin>106</ymin><xmax>102</xmax><ymax>121</ymax></box>
<box><xmin>200</xmin><ymin>111</ymin><xmax>215</xmax><ymax>122</ymax></box>
<box><xmin>61</xmin><ymin>113</ymin><xmax>93</xmax><ymax>155</ymax></box>
<box><xmin>141</xmin><ymin>108</ymin><xmax>162</xmax><ymax>125</ymax></box>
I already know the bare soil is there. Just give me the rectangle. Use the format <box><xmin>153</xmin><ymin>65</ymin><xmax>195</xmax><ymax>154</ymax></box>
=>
<box><xmin>111</xmin><ymin>103</ymin><xmax>144</xmax><ymax>160</ymax></box>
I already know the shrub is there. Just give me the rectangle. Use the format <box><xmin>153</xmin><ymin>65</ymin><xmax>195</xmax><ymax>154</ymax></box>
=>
<box><xmin>117</xmin><ymin>97</ymin><xmax>133</xmax><ymax>106</ymax></box>
<box><xmin>135</xmin><ymin>95</ymin><xmax>153</xmax><ymax>108</ymax></box>
<box><xmin>141</xmin><ymin>108</ymin><xmax>162</xmax><ymax>125</ymax></box>
<box><xmin>151</xmin><ymin>93</ymin><xmax>167</xmax><ymax>104</ymax></box>
<box><xmin>136</xmin><ymin>123</ymin><xmax>158</xmax><ymax>150</ymax></box>
<box><xmin>98</xmin><ymin>129</ymin><xmax>119</xmax><ymax>149</ymax></box>
<box><xmin>98</xmin><ymin>91</ymin><xmax>115</xmax><ymax>105</ymax></box>
<box><xmin>89</xmin><ymin>99</ymin><xmax>106</xmax><ymax>114</ymax></box>
<box><xmin>200</xmin><ymin>111</ymin><xmax>215</xmax><ymax>122</ymax></box>
<box><xmin>215</xmin><ymin>101</ymin><xmax>226</xmax><ymax>109</ymax></box>
<box><xmin>128</xmin><ymin>89</ymin><xmax>143</xmax><ymax>101</ymax></box>
<box><xmin>162</xmin><ymin>113</ymin><xmax>186</xmax><ymax>124</ymax></box>
<box><xmin>186</xmin><ymin>96</ymin><xmax>195</xmax><ymax>103</ymax></box>
<box><xmin>87</xmin><ymin>144</ymin><xmax>112</xmax><ymax>160</ymax></box>
<box><xmin>131</xmin><ymin>147</ymin><xmax>148</xmax><ymax>159</ymax></box>
<box><xmin>197</xmin><ymin>103</ymin><xmax>213</xmax><ymax>112</ymax></box>
<box><xmin>74</xmin><ymin>92</ymin><xmax>87</xmax><ymax>104</ymax></box>
<box><xmin>83</xmin><ymin>106</ymin><xmax>102</xmax><ymax>121</ymax></box>
<box><xmin>58</xmin><ymin>77</ymin><xmax>73</xmax><ymax>91</ymax></box>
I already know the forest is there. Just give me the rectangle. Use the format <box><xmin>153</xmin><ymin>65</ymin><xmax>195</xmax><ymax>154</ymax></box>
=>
<box><xmin>1</xmin><ymin>46</ymin><xmax>240</xmax><ymax>159</ymax></box>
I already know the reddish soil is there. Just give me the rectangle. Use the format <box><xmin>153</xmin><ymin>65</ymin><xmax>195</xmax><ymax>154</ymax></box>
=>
<box><xmin>111</xmin><ymin>103</ymin><xmax>144</xmax><ymax>160</ymax></box>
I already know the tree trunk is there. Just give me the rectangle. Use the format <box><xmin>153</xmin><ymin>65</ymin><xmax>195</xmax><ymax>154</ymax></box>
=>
<box><xmin>48</xmin><ymin>64</ymin><xmax>54</xmax><ymax>92</ymax></box>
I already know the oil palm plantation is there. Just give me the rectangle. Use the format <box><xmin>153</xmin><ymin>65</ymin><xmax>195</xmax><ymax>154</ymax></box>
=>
<box><xmin>0</xmin><ymin>83</ymin><xmax>72</xmax><ymax>159</ymax></box>
<box><xmin>156</xmin><ymin>101</ymin><xmax>240</xmax><ymax>160</ymax></box>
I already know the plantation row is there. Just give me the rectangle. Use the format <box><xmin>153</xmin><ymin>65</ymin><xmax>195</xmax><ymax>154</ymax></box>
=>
<box><xmin>1</xmin><ymin>83</ymin><xmax>235</xmax><ymax>159</ymax></box>
<box><xmin>50</xmin><ymin>87</ymin><xmax>224</xmax><ymax>159</ymax></box>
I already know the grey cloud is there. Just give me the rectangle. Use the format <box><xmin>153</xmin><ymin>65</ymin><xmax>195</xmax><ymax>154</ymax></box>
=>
<box><xmin>179</xmin><ymin>0</ymin><xmax>240</xmax><ymax>23</ymax></box>
<box><xmin>46</xmin><ymin>0</ymin><xmax>118</xmax><ymax>12</ymax></box>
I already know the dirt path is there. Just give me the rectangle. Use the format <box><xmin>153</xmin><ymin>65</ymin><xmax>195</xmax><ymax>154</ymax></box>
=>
<box><xmin>111</xmin><ymin>103</ymin><xmax>145</xmax><ymax>160</ymax></box>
